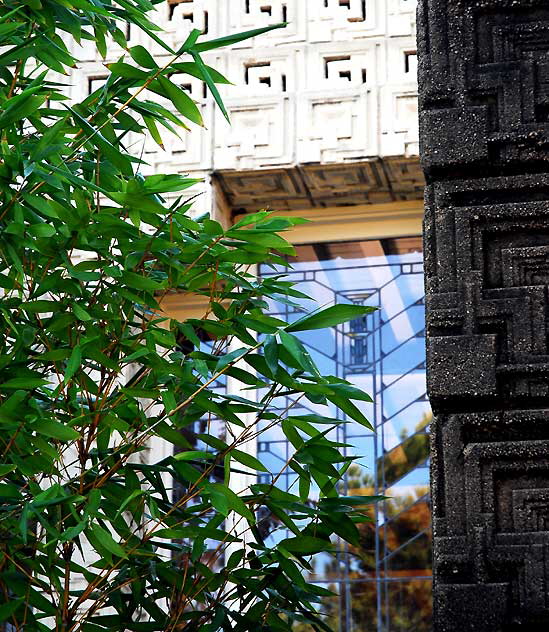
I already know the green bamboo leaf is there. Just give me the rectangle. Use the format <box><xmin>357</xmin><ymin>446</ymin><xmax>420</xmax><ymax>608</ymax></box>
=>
<box><xmin>172</xmin><ymin>61</ymin><xmax>231</xmax><ymax>85</ymax></box>
<box><xmin>67</xmin><ymin>0</ymin><xmax>112</xmax><ymax>16</ymax></box>
<box><xmin>28</xmin><ymin>223</ymin><xmax>56</xmax><ymax>238</ymax></box>
<box><xmin>234</xmin><ymin>314</ymin><xmax>283</xmax><ymax>334</ymax></box>
<box><xmin>205</xmin><ymin>485</ymin><xmax>229</xmax><ymax>516</ymax></box>
<box><xmin>205</xmin><ymin>483</ymin><xmax>255</xmax><ymax>523</ymax></box>
<box><xmin>150</xmin><ymin>76</ymin><xmax>203</xmax><ymax>126</ymax></box>
<box><xmin>194</xmin><ymin>22</ymin><xmax>287</xmax><ymax>53</ymax></box>
<box><xmin>282</xmin><ymin>419</ymin><xmax>304</xmax><ymax>450</ymax></box>
<box><xmin>89</xmin><ymin>524</ymin><xmax>127</xmax><ymax>558</ymax></box>
<box><xmin>115</xmin><ymin>489</ymin><xmax>146</xmax><ymax>518</ymax></box>
<box><xmin>35</xmin><ymin>46</ymin><xmax>66</xmax><ymax>73</ymax></box>
<box><xmin>215</xmin><ymin>347</ymin><xmax>248</xmax><ymax>372</ymax></box>
<box><xmin>25</xmin><ymin>588</ymin><xmax>57</xmax><ymax>616</ymax></box>
<box><xmin>18</xmin><ymin>502</ymin><xmax>31</xmax><ymax>546</ymax></box>
<box><xmin>231</xmin><ymin>210</ymin><xmax>272</xmax><ymax>229</ymax></box>
<box><xmin>231</xmin><ymin>449</ymin><xmax>268</xmax><ymax>473</ymax></box>
<box><xmin>121</xmin><ymin>271</ymin><xmax>165</xmax><ymax>292</ymax></box>
<box><xmin>0</xmin><ymin>378</ymin><xmax>48</xmax><ymax>390</ymax></box>
<box><xmin>107</xmin><ymin>191</ymin><xmax>164</xmax><ymax>212</ymax></box>
<box><xmin>172</xmin><ymin>460</ymin><xmax>201</xmax><ymax>483</ymax></box>
<box><xmin>35</xmin><ymin>420</ymin><xmax>80</xmax><ymax>441</ymax></box>
<box><xmin>287</xmin><ymin>304</ymin><xmax>376</xmax><ymax>333</ymax></box>
<box><xmin>263</xmin><ymin>334</ymin><xmax>278</xmax><ymax>375</ymax></box>
<box><xmin>0</xmin><ymin>88</ymin><xmax>46</xmax><ymax>128</ymax></box>
<box><xmin>73</xmin><ymin>304</ymin><xmax>92</xmax><ymax>321</ymax></box>
<box><xmin>44</xmin><ymin>163</ymin><xmax>108</xmax><ymax>194</ymax></box>
<box><xmin>66</xmin><ymin>106</ymin><xmax>133</xmax><ymax>175</ymax></box>
<box><xmin>328</xmin><ymin>394</ymin><xmax>373</xmax><ymax>431</ymax></box>
<box><xmin>106</xmin><ymin>61</ymin><xmax>149</xmax><ymax>80</ymax></box>
<box><xmin>226</xmin><ymin>549</ymin><xmax>245</xmax><ymax>570</ymax></box>
<box><xmin>191</xmin><ymin>52</ymin><xmax>229</xmax><ymax>122</ymax></box>
<box><xmin>224</xmin><ymin>453</ymin><xmax>231</xmax><ymax>485</ymax></box>
<box><xmin>65</xmin><ymin>345</ymin><xmax>82</xmax><ymax>382</ymax></box>
<box><xmin>20</xmin><ymin>300</ymin><xmax>60</xmax><ymax>313</ymax></box>
<box><xmin>174</xmin><ymin>450</ymin><xmax>215</xmax><ymax>462</ymax></box>
<box><xmin>0</xmin><ymin>599</ymin><xmax>22</xmax><ymax>622</ymax></box>
<box><xmin>40</xmin><ymin>349</ymin><xmax>71</xmax><ymax>362</ymax></box>
<box><xmin>279</xmin><ymin>535</ymin><xmax>333</xmax><ymax>555</ymax></box>
<box><xmin>122</xmin><ymin>388</ymin><xmax>161</xmax><ymax>398</ymax></box>
<box><xmin>227</xmin><ymin>229</ymin><xmax>293</xmax><ymax>251</ymax></box>
<box><xmin>60</xmin><ymin>521</ymin><xmax>87</xmax><ymax>541</ymax></box>
<box><xmin>287</xmin><ymin>414</ymin><xmax>347</xmax><ymax>426</ymax></box>
<box><xmin>0</xmin><ymin>23</ymin><xmax>23</xmax><ymax>37</ymax></box>
<box><xmin>279</xmin><ymin>331</ymin><xmax>319</xmax><ymax>375</ymax></box>
<box><xmin>143</xmin><ymin>115</ymin><xmax>164</xmax><ymax>149</ymax></box>
<box><xmin>197</xmin><ymin>434</ymin><xmax>229</xmax><ymax>452</ymax></box>
<box><xmin>0</xmin><ymin>6</ymin><xmax>23</xmax><ymax>23</ymax></box>
<box><xmin>154</xmin><ymin>526</ymin><xmax>239</xmax><ymax>543</ymax></box>
<box><xmin>130</xmin><ymin>45</ymin><xmax>158</xmax><ymax>69</ymax></box>
<box><xmin>0</xmin><ymin>464</ymin><xmax>16</xmax><ymax>476</ymax></box>
<box><xmin>143</xmin><ymin>173</ymin><xmax>200</xmax><ymax>194</ymax></box>
<box><xmin>22</xmin><ymin>193</ymin><xmax>60</xmax><ymax>219</ymax></box>
<box><xmin>0</xmin><ymin>274</ymin><xmax>15</xmax><ymax>290</ymax></box>
<box><xmin>179</xmin><ymin>27</ymin><xmax>202</xmax><ymax>53</ymax></box>
<box><xmin>329</xmin><ymin>382</ymin><xmax>373</xmax><ymax>402</ymax></box>
<box><xmin>266</xmin><ymin>502</ymin><xmax>301</xmax><ymax>536</ymax></box>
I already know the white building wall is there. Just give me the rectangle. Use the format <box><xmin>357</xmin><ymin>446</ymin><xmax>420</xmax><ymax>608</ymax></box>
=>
<box><xmin>73</xmin><ymin>0</ymin><xmax>419</xmax><ymax>216</ymax></box>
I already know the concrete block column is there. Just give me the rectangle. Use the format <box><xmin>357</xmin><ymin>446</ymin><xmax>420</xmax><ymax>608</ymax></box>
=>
<box><xmin>418</xmin><ymin>1</ymin><xmax>549</xmax><ymax>630</ymax></box>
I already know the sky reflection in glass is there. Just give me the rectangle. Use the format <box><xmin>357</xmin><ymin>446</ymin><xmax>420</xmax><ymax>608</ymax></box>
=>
<box><xmin>259</xmin><ymin>237</ymin><xmax>432</xmax><ymax>632</ymax></box>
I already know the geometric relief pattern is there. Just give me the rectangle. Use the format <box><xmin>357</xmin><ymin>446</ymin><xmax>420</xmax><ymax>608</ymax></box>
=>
<box><xmin>418</xmin><ymin>1</ymin><xmax>549</xmax><ymax>629</ymax></box>
<box><xmin>425</xmin><ymin>174</ymin><xmax>549</xmax><ymax>404</ymax></box>
<box><xmin>419</xmin><ymin>1</ymin><xmax>549</xmax><ymax>172</ymax></box>
<box><xmin>432</xmin><ymin>413</ymin><xmax>549</xmax><ymax>631</ymax></box>
<box><xmin>216</xmin><ymin>0</ymin><xmax>419</xmax><ymax>169</ymax></box>
<box><xmin>215</xmin><ymin>158</ymin><xmax>425</xmax><ymax>213</ymax></box>
<box><xmin>75</xmin><ymin>0</ymin><xmax>421</xmax><ymax>205</ymax></box>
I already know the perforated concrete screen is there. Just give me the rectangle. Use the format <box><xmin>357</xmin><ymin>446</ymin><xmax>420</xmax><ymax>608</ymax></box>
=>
<box><xmin>71</xmin><ymin>0</ymin><xmax>420</xmax><ymax>217</ymax></box>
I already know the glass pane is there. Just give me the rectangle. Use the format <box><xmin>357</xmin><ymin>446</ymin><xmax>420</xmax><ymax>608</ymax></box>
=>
<box><xmin>259</xmin><ymin>236</ymin><xmax>432</xmax><ymax>631</ymax></box>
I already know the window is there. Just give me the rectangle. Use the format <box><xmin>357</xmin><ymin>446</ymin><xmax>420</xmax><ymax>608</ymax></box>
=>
<box><xmin>258</xmin><ymin>236</ymin><xmax>431</xmax><ymax>631</ymax></box>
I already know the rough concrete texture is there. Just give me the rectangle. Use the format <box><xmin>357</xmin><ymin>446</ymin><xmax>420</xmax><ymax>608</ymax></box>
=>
<box><xmin>418</xmin><ymin>1</ymin><xmax>549</xmax><ymax>629</ymax></box>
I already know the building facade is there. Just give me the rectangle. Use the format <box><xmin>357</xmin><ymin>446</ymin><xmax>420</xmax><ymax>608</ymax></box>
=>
<box><xmin>419</xmin><ymin>1</ymin><xmax>549</xmax><ymax>629</ymax></box>
<box><xmin>76</xmin><ymin>1</ymin><xmax>429</xmax><ymax>629</ymax></box>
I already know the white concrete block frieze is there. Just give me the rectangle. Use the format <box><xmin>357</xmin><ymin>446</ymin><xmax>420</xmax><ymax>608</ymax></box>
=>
<box><xmin>73</xmin><ymin>0</ymin><xmax>419</xmax><ymax>211</ymax></box>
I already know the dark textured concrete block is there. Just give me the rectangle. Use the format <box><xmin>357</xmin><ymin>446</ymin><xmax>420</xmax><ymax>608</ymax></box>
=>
<box><xmin>418</xmin><ymin>0</ymin><xmax>549</xmax><ymax>628</ymax></box>
<box><xmin>430</xmin><ymin>413</ymin><xmax>549</xmax><ymax>627</ymax></box>
<box><xmin>421</xmin><ymin>107</ymin><xmax>490</xmax><ymax>171</ymax></box>
<box><xmin>428</xmin><ymin>335</ymin><xmax>497</xmax><ymax>401</ymax></box>
<box><xmin>434</xmin><ymin>583</ymin><xmax>508</xmax><ymax>632</ymax></box>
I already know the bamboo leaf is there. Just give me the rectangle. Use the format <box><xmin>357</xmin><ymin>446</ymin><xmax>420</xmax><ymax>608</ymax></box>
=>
<box><xmin>287</xmin><ymin>304</ymin><xmax>376</xmax><ymax>333</ymax></box>
<box><xmin>129</xmin><ymin>45</ymin><xmax>159</xmax><ymax>69</ymax></box>
<box><xmin>231</xmin><ymin>449</ymin><xmax>268</xmax><ymax>473</ymax></box>
<box><xmin>279</xmin><ymin>535</ymin><xmax>333</xmax><ymax>555</ymax></box>
<box><xmin>0</xmin><ymin>91</ymin><xmax>46</xmax><ymax>128</ymax></box>
<box><xmin>89</xmin><ymin>524</ymin><xmax>127</xmax><ymax>558</ymax></box>
<box><xmin>35</xmin><ymin>420</ymin><xmax>80</xmax><ymax>441</ymax></box>
<box><xmin>149</xmin><ymin>76</ymin><xmax>203</xmax><ymax>126</ymax></box>
<box><xmin>205</xmin><ymin>483</ymin><xmax>255</xmax><ymax>523</ymax></box>
<box><xmin>66</xmin><ymin>105</ymin><xmax>134</xmax><ymax>175</ymax></box>
<box><xmin>194</xmin><ymin>23</ymin><xmax>287</xmax><ymax>53</ymax></box>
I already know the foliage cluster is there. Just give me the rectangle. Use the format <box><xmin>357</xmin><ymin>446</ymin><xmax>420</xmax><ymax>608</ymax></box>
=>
<box><xmin>0</xmin><ymin>1</ymin><xmax>379</xmax><ymax>630</ymax></box>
